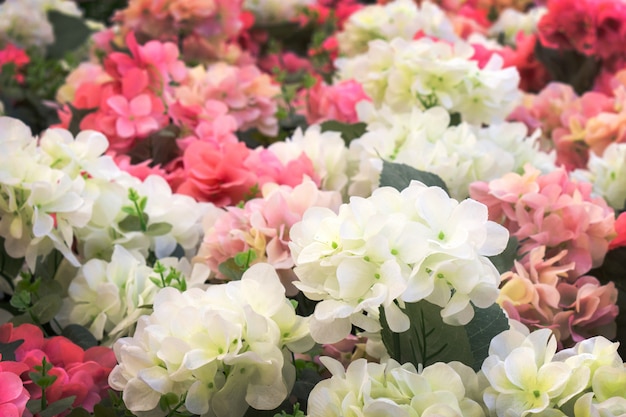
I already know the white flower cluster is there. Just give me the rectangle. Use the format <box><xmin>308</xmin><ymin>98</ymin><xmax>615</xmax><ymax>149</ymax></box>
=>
<box><xmin>0</xmin><ymin>0</ymin><xmax>82</xmax><ymax>49</ymax></box>
<box><xmin>0</xmin><ymin>117</ymin><xmax>206</xmax><ymax>271</ymax></box>
<box><xmin>482</xmin><ymin>324</ymin><xmax>626</xmax><ymax>417</ymax></box>
<box><xmin>268</xmin><ymin>125</ymin><xmax>350</xmax><ymax>196</ymax></box>
<box><xmin>108</xmin><ymin>263</ymin><xmax>313</xmax><ymax>417</ymax></box>
<box><xmin>349</xmin><ymin>104</ymin><xmax>556</xmax><ymax>200</ymax></box>
<box><xmin>571</xmin><ymin>142</ymin><xmax>626</xmax><ymax>210</ymax></box>
<box><xmin>336</xmin><ymin>37</ymin><xmax>521</xmax><ymax>125</ymax></box>
<box><xmin>289</xmin><ymin>180</ymin><xmax>509</xmax><ymax>344</ymax></box>
<box><xmin>336</xmin><ymin>0</ymin><xmax>457</xmax><ymax>56</ymax></box>
<box><xmin>308</xmin><ymin>357</ymin><xmax>486</xmax><ymax>417</ymax></box>
<box><xmin>488</xmin><ymin>6</ymin><xmax>547</xmax><ymax>46</ymax></box>
<box><xmin>56</xmin><ymin>245</ymin><xmax>210</xmax><ymax>345</ymax></box>
<box><xmin>243</xmin><ymin>0</ymin><xmax>314</xmax><ymax>23</ymax></box>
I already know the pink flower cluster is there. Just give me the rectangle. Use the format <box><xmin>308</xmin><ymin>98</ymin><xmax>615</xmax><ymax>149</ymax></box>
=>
<box><xmin>58</xmin><ymin>32</ymin><xmax>183</xmax><ymax>153</ymax></box>
<box><xmin>0</xmin><ymin>43</ymin><xmax>29</xmax><ymax>83</ymax></box>
<box><xmin>114</xmin><ymin>0</ymin><xmax>245</xmax><ymax>63</ymax></box>
<box><xmin>538</xmin><ymin>0</ymin><xmax>626</xmax><ymax>61</ymax></box>
<box><xmin>499</xmin><ymin>246</ymin><xmax>618</xmax><ymax>347</ymax></box>
<box><xmin>196</xmin><ymin>178</ymin><xmax>341</xmax><ymax>290</ymax></box>
<box><xmin>177</xmin><ymin>141</ymin><xmax>319</xmax><ymax>206</ymax></box>
<box><xmin>0</xmin><ymin>323</ymin><xmax>116</xmax><ymax>416</ymax></box>
<box><xmin>174</xmin><ymin>62</ymin><xmax>281</xmax><ymax>137</ymax></box>
<box><xmin>509</xmin><ymin>75</ymin><xmax>626</xmax><ymax>170</ymax></box>
<box><xmin>296</xmin><ymin>77</ymin><xmax>371</xmax><ymax>124</ymax></box>
<box><xmin>470</xmin><ymin>164</ymin><xmax>616</xmax><ymax>277</ymax></box>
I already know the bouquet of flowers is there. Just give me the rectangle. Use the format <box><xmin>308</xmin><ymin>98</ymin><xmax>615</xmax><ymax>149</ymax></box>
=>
<box><xmin>0</xmin><ymin>0</ymin><xmax>625</xmax><ymax>416</ymax></box>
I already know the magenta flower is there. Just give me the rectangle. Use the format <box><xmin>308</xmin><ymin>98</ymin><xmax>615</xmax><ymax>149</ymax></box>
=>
<box><xmin>0</xmin><ymin>364</ymin><xmax>29</xmax><ymax>417</ymax></box>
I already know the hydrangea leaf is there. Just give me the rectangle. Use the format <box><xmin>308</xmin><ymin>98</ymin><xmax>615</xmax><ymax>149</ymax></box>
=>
<box><xmin>464</xmin><ymin>303</ymin><xmax>509</xmax><ymax>371</ymax></box>
<box><xmin>47</xmin><ymin>11</ymin><xmax>93</xmax><ymax>59</ymax></box>
<box><xmin>320</xmin><ymin>120</ymin><xmax>367</xmax><ymax>146</ymax></box>
<box><xmin>487</xmin><ymin>236</ymin><xmax>518</xmax><ymax>274</ymax></box>
<box><xmin>380</xmin><ymin>160</ymin><xmax>449</xmax><ymax>194</ymax></box>
<box><xmin>380</xmin><ymin>300</ymin><xmax>473</xmax><ymax>369</ymax></box>
<box><xmin>62</xmin><ymin>324</ymin><xmax>98</xmax><ymax>350</ymax></box>
<box><xmin>39</xmin><ymin>396</ymin><xmax>77</xmax><ymax>417</ymax></box>
<box><xmin>30</xmin><ymin>294</ymin><xmax>63</xmax><ymax>323</ymax></box>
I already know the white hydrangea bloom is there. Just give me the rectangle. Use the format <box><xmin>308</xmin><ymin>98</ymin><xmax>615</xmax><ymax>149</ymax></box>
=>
<box><xmin>348</xmin><ymin>103</ymin><xmax>555</xmax><ymax>200</ymax></box>
<box><xmin>268</xmin><ymin>125</ymin><xmax>350</xmax><ymax>195</ymax></box>
<box><xmin>308</xmin><ymin>357</ymin><xmax>486</xmax><ymax>417</ymax></box>
<box><xmin>488</xmin><ymin>6</ymin><xmax>547</xmax><ymax>46</ymax></box>
<box><xmin>336</xmin><ymin>37</ymin><xmax>521</xmax><ymax>125</ymax></box>
<box><xmin>243</xmin><ymin>0</ymin><xmax>314</xmax><ymax>23</ymax></box>
<box><xmin>336</xmin><ymin>0</ymin><xmax>457</xmax><ymax>57</ymax></box>
<box><xmin>57</xmin><ymin>245</ymin><xmax>210</xmax><ymax>345</ymax></box>
<box><xmin>0</xmin><ymin>0</ymin><xmax>81</xmax><ymax>49</ymax></box>
<box><xmin>571</xmin><ymin>143</ymin><xmax>626</xmax><ymax>210</ymax></box>
<box><xmin>108</xmin><ymin>263</ymin><xmax>313</xmax><ymax>417</ymax></box>
<box><xmin>290</xmin><ymin>180</ymin><xmax>508</xmax><ymax>343</ymax></box>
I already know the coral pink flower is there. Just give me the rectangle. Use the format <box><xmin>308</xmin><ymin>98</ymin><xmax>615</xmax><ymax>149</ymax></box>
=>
<box><xmin>107</xmin><ymin>93</ymin><xmax>162</xmax><ymax>138</ymax></box>
<box><xmin>609</xmin><ymin>211</ymin><xmax>626</xmax><ymax>249</ymax></box>
<box><xmin>0</xmin><ymin>323</ymin><xmax>116</xmax><ymax>414</ymax></box>
<box><xmin>177</xmin><ymin>141</ymin><xmax>258</xmax><ymax>206</ymax></box>
<box><xmin>0</xmin><ymin>361</ymin><xmax>29</xmax><ymax>417</ymax></box>
<box><xmin>297</xmin><ymin>78</ymin><xmax>371</xmax><ymax>124</ymax></box>
<box><xmin>0</xmin><ymin>43</ymin><xmax>30</xmax><ymax>83</ymax></box>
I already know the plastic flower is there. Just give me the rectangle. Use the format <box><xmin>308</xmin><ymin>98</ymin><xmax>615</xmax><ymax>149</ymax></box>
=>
<box><xmin>308</xmin><ymin>357</ymin><xmax>485</xmax><ymax>417</ymax></box>
<box><xmin>290</xmin><ymin>180</ymin><xmax>508</xmax><ymax>344</ymax></box>
<box><xmin>0</xmin><ymin>361</ymin><xmax>29</xmax><ymax>417</ymax></box>
<box><xmin>108</xmin><ymin>263</ymin><xmax>313</xmax><ymax>417</ymax></box>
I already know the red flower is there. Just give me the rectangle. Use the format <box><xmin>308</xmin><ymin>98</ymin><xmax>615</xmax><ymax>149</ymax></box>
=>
<box><xmin>609</xmin><ymin>211</ymin><xmax>626</xmax><ymax>249</ymax></box>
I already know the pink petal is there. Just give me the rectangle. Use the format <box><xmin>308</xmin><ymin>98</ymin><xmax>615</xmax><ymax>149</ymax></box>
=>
<box><xmin>116</xmin><ymin>118</ymin><xmax>136</xmax><ymax>138</ymax></box>
<box><xmin>129</xmin><ymin>94</ymin><xmax>152</xmax><ymax>117</ymax></box>
<box><xmin>107</xmin><ymin>95</ymin><xmax>130</xmax><ymax>115</ymax></box>
<box><xmin>135</xmin><ymin>117</ymin><xmax>159</xmax><ymax>136</ymax></box>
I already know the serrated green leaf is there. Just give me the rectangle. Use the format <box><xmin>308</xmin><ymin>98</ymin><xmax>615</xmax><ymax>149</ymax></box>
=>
<box><xmin>320</xmin><ymin>120</ymin><xmax>367</xmax><ymax>145</ymax></box>
<box><xmin>379</xmin><ymin>160</ymin><xmax>449</xmax><ymax>194</ymax></box>
<box><xmin>488</xmin><ymin>236</ymin><xmax>518</xmax><ymax>274</ymax></box>
<box><xmin>146</xmin><ymin>222</ymin><xmax>173</xmax><ymax>236</ymax></box>
<box><xmin>40</xmin><ymin>396</ymin><xmax>76</xmax><ymax>417</ymax></box>
<box><xmin>0</xmin><ymin>339</ymin><xmax>24</xmax><ymax>361</ymax></box>
<box><xmin>61</xmin><ymin>324</ymin><xmax>98</xmax><ymax>350</ymax></box>
<box><xmin>30</xmin><ymin>294</ymin><xmax>63</xmax><ymax>323</ymax></box>
<box><xmin>218</xmin><ymin>258</ymin><xmax>245</xmax><ymax>281</ymax></box>
<box><xmin>47</xmin><ymin>11</ymin><xmax>93</xmax><ymax>59</ymax></box>
<box><xmin>465</xmin><ymin>303</ymin><xmax>509</xmax><ymax>371</ymax></box>
<box><xmin>380</xmin><ymin>301</ymin><xmax>473</xmax><ymax>369</ymax></box>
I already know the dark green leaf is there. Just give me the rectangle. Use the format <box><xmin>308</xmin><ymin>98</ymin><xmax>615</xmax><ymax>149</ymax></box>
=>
<box><xmin>27</xmin><ymin>399</ymin><xmax>43</xmax><ymax>415</ymax></box>
<box><xmin>30</xmin><ymin>294</ymin><xmax>63</xmax><ymax>323</ymax></box>
<box><xmin>66</xmin><ymin>103</ymin><xmax>98</xmax><ymax>137</ymax></box>
<box><xmin>320</xmin><ymin>120</ymin><xmax>367</xmax><ymax>146</ymax></box>
<box><xmin>37</xmin><ymin>277</ymin><xmax>63</xmax><ymax>297</ymax></box>
<box><xmin>10</xmin><ymin>313</ymin><xmax>35</xmax><ymax>326</ymax></box>
<box><xmin>380</xmin><ymin>301</ymin><xmax>473</xmax><ymax>369</ymax></box>
<box><xmin>218</xmin><ymin>258</ymin><xmax>245</xmax><ymax>281</ymax></box>
<box><xmin>47</xmin><ymin>11</ymin><xmax>93</xmax><ymax>59</ymax></box>
<box><xmin>534</xmin><ymin>42</ymin><xmax>601</xmax><ymax>95</ymax></box>
<box><xmin>465</xmin><ymin>303</ymin><xmax>509</xmax><ymax>371</ymax></box>
<box><xmin>146</xmin><ymin>222</ymin><xmax>173</xmax><ymax>236</ymax></box>
<box><xmin>66</xmin><ymin>407</ymin><xmax>92</xmax><ymax>417</ymax></box>
<box><xmin>379</xmin><ymin>160</ymin><xmax>449</xmax><ymax>194</ymax></box>
<box><xmin>0</xmin><ymin>339</ymin><xmax>24</xmax><ymax>361</ymax></box>
<box><xmin>40</xmin><ymin>396</ymin><xmax>77</xmax><ymax>417</ymax></box>
<box><xmin>92</xmin><ymin>403</ymin><xmax>121</xmax><ymax>417</ymax></box>
<box><xmin>62</xmin><ymin>324</ymin><xmax>98</xmax><ymax>350</ymax></box>
<box><xmin>488</xmin><ymin>236</ymin><xmax>518</xmax><ymax>274</ymax></box>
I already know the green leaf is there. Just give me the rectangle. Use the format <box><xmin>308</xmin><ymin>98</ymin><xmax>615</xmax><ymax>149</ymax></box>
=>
<box><xmin>464</xmin><ymin>303</ymin><xmax>509</xmax><ymax>371</ymax></box>
<box><xmin>379</xmin><ymin>301</ymin><xmax>473</xmax><ymax>369</ymax></box>
<box><xmin>10</xmin><ymin>291</ymin><xmax>31</xmax><ymax>310</ymax></box>
<box><xmin>36</xmin><ymin>277</ymin><xmax>63</xmax><ymax>297</ymax></box>
<box><xmin>92</xmin><ymin>403</ymin><xmax>120</xmax><ymax>417</ymax></box>
<box><xmin>146</xmin><ymin>222</ymin><xmax>173</xmax><ymax>236</ymax></box>
<box><xmin>0</xmin><ymin>339</ymin><xmax>24</xmax><ymax>361</ymax></box>
<box><xmin>30</xmin><ymin>294</ymin><xmax>63</xmax><ymax>323</ymax></box>
<box><xmin>10</xmin><ymin>313</ymin><xmax>35</xmax><ymax>326</ymax></box>
<box><xmin>218</xmin><ymin>258</ymin><xmax>245</xmax><ymax>281</ymax></box>
<box><xmin>234</xmin><ymin>249</ymin><xmax>257</xmax><ymax>269</ymax></box>
<box><xmin>118</xmin><ymin>213</ymin><xmax>149</xmax><ymax>232</ymax></box>
<box><xmin>47</xmin><ymin>11</ymin><xmax>93</xmax><ymax>59</ymax></box>
<box><xmin>35</xmin><ymin>249</ymin><xmax>64</xmax><ymax>281</ymax></box>
<box><xmin>40</xmin><ymin>396</ymin><xmax>77</xmax><ymax>417</ymax></box>
<box><xmin>66</xmin><ymin>103</ymin><xmax>98</xmax><ymax>137</ymax></box>
<box><xmin>320</xmin><ymin>120</ymin><xmax>367</xmax><ymax>146</ymax></box>
<box><xmin>62</xmin><ymin>324</ymin><xmax>98</xmax><ymax>350</ymax></box>
<box><xmin>488</xmin><ymin>236</ymin><xmax>518</xmax><ymax>274</ymax></box>
<box><xmin>66</xmin><ymin>407</ymin><xmax>91</xmax><ymax>417</ymax></box>
<box><xmin>379</xmin><ymin>160</ymin><xmax>449</xmax><ymax>194</ymax></box>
